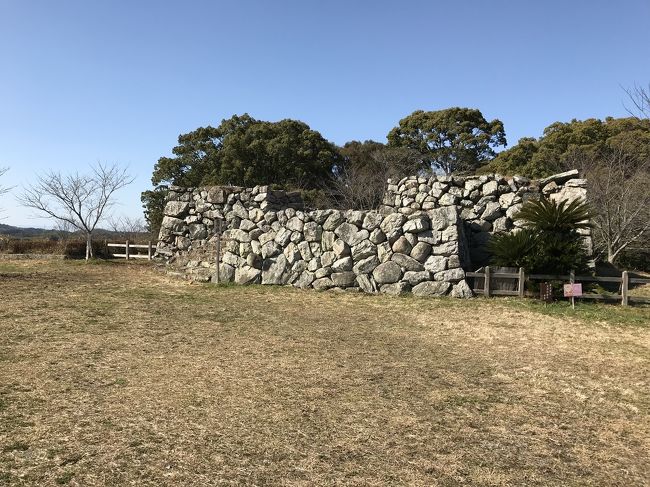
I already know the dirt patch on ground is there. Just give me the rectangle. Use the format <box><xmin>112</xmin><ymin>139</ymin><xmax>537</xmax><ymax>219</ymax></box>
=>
<box><xmin>1</xmin><ymin>260</ymin><xmax>649</xmax><ymax>486</ymax></box>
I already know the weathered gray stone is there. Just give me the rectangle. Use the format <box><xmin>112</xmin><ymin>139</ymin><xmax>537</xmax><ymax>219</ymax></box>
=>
<box><xmin>273</xmin><ymin>227</ymin><xmax>292</xmax><ymax>246</ymax></box>
<box><xmin>312</xmin><ymin>277</ymin><xmax>333</xmax><ymax>291</ymax></box>
<box><xmin>323</xmin><ymin>211</ymin><xmax>344</xmax><ymax>231</ymax></box>
<box><xmin>429</xmin><ymin>206</ymin><xmax>457</xmax><ymax>230</ymax></box>
<box><xmin>286</xmin><ymin>216</ymin><xmax>304</xmax><ymax>232</ymax></box>
<box><xmin>160</xmin><ymin>216</ymin><xmax>185</xmax><ymax>235</ymax></box>
<box><xmin>189</xmin><ymin>223</ymin><xmax>207</xmax><ymax>240</ymax></box>
<box><xmin>175</xmin><ymin>236</ymin><xmax>191</xmax><ymax>250</ymax></box>
<box><xmin>261</xmin><ymin>241</ymin><xmax>281</xmax><ymax>259</ymax></box>
<box><xmin>333</xmin><ymin>239</ymin><xmax>350</xmax><ymax>257</ymax></box>
<box><xmin>538</xmin><ymin>169</ymin><xmax>579</xmax><ymax>185</ymax></box>
<box><xmin>410</xmin><ymin>242</ymin><xmax>431</xmax><ymax>263</ymax></box>
<box><xmin>451</xmin><ymin>280</ymin><xmax>473</xmax><ymax>298</ymax></box>
<box><xmin>350</xmin><ymin>239</ymin><xmax>375</xmax><ymax>261</ymax></box>
<box><xmin>380</xmin><ymin>282</ymin><xmax>410</xmax><ymax>295</ymax></box>
<box><xmin>438</xmin><ymin>193</ymin><xmax>458</xmax><ymax>206</ymax></box>
<box><xmin>332</xmin><ymin>257</ymin><xmax>353</xmax><ymax>272</ymax></box>
<box><xmin>391</xmin><ymin>253</ymin><xmax>425</xmax><ymax>271</ymax></box>
<box><xmin>321</xmin><ymin>231</ymin><xmax>336</xmax><ymax>251</ymax></box>
<box><xmin>356</xmin><ymin>274</ymin><xmax>378</xmax><ymax>293</ymax></box>
<box><xmin>331</xmin><ymin>271</ymin><xmax>357</xmax><ymax>287</ymax></box>
<box><xmin>412</xmin><ymin>281</ymin><xmax>451</xmax><ymax>296</ymax></box>
<box><xmin>226</xmin><ymin>229</ymin><xmax>251</xmax><ymax>242</ymax></box>
<box><xmin>321</xmin><ymin>251</ymin><xmax>337</xmax><ymax>267</ymax></box>
<box><xmin>294</xmin><ymin>271</ymin><xmax>315</xmax><ymax>289</ymax></box>
<box><xmin>164</xmin><ymin>201</ymin><xmax>189</xmax><ymax>217</ymax></box>
<box><xmin>481</xmin><ymin>201</ymin><xmax>502</xmax><ymax>221</ymax></box>
<box><xmin>391</xmin><ymin>235</ymin><xmax>412</xmax><ymax>254</ymax></box>
<box><xmin>335</xmin><ymin>223</ymin><xmax>361</xmax><ymax>246</ymax></box>
<box><xmin>235</xmin><ymin>266</ymin><xmax>261</xmax><ymax>285</ymax></box>
<box><xmin>403</xmin><ymin>215</ymin><xmax>430</xmax><ymax>233</ymax></box>
<box><xmin>482</xmin><ymin>180</ymin><xmax>498</xmax><ymax>196</ymax></box>
<box><xmin>248</xmin><ymin>208</ymin><xmax>265</xmax><ymax>222</ymax></box>
<box><xmin>314</xmin><ymin>267</ymin><xmax>332</xmax><ymax>279</ymax></box>
<box><xmin>216</xmin><ymin>263</ymin><xmax>235</xmax><ymax>283</ymax></box>
<box><xmin>377</xmin><ymin>241</ymin><xmax>391</xmax><ymax>263</ymax></box>
<box><xmin>206</xmin><ymin>187</ymin><xmax>226</xmax><ymax>204</ymax></box>
<box><xmin>311</xmin><ymin>209</ymin><xmax>332</xmax><ymax>225</ymax></box>
<box><xmin>372</xmin><ymin>261</ymin><xmax>402</xmax><ymax>284</ymax></box>
<box><xmin>232</xmin><ymin>202</ymin><xmax>249</xmax><ymax>220</ymax></box>
<box><xmin>284</xmin><ymin>242</ymin><xmax>301</xmax><ymax>264</ymax></box>
<box><xmin>246</xmin><ymin>253</ymin><xmax>262</xmax><ymax>269</ymax></box>
<box><xmin>424</xmin><ymin>255</ymin><xmax>447</xmax><ymax>273</ymax></box>
<box><xmin>297</xmin><ymin>241</ymin><xmax>313</xmax><ymax>260</ymax></box>
<box><xmin>432</xmin><ymin>241</ymin><xmax>458</xmax><ymax>256</ymax></box>
<box><xmin>307</xmin><ymin>257</ymin><xmax>321</xmax><ymax>272</ymax></box>
<box><xmin>369</xmin><ymin>228</ymin><xmax>386</xmax><ymax>244</ymax></box>
<box><xmin>262</xmin><ymin>255</ymin><xmax>288</xmax><ymax>285</ymax></box>
<box><xmin>345</xmin><ymin>210</ymin><xmax>365</xmax><ymax>226</ymax></box>
<box><xmin>403</xmin><ymin>270</ymin><xmax>431</xmax><ymax>285</ymax></box>
<box><xmin>304</xmin><ymin>222</ymin><xmax>322</xmax><ymax>242</ymax></box>
<box><xmin>434</xmin><ymin>267</ymin><xmax>465</xmax><ymax>282</ymax></box>
<box><xmin>238</xmin><ymin>219</ymin><xmax>256</xmax><ymax>232</ymax></box>
<box><xmin>362</xmin><ymin>212</ymin><xmax>383</xmax><ymax>231</ymax></box>
<box><xmin>542</xmin><ymin>181</ymin><xmax>558</xmax><ymax>194</ymax></box>
<box><xmin>352</xmin><ymin>255</ymin><xmax>380</xmax><ymax>275</ymax></box>
<box><xmin>380</xmin><ymin>213</ymin><xmax>407</xmax><ymax>240</ymax></box>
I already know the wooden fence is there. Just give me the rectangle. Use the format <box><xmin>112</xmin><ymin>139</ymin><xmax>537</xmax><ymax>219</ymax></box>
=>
<box><xmin>465</xmin><ymin>267</ymin><xmax>650</xmax><ymax>306</ymax></box>
<box><xmin>106</xmin><ymin>241</ymin><xmax>154</xmax><ymax>261</ymax></box>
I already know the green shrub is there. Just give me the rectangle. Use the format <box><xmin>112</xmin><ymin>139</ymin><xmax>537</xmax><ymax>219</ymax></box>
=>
<box><xmin>488</xmin><ymin>198</ymin><xmax>592</xmax><ymax>274</ymax></box>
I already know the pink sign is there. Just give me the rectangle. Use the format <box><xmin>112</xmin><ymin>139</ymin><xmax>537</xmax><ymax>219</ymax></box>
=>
<box><xmin>563</xmin><ymin>283</ymin><xmax>583</xmax><ymax>297</ymax></box>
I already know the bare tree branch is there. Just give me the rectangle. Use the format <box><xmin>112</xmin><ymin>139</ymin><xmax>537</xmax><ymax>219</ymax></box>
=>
<box><xmin>0</xmin><ymin>167</ymin><xmax>11</xmax><ymax>219</ymax></box>
<box><xmin>576</xmin><ymin>146</ymin><xmax>650</xmax><ymax>263</ymax></box>
<box><xmin>623</xmin><ymin>83</ymin><xmax>650</xmax><ymax>119</ymax></box>
<box><xmin>18</xmin><ymin>163</ymin><xmax>134</xmax><ymax>259</ymax></box>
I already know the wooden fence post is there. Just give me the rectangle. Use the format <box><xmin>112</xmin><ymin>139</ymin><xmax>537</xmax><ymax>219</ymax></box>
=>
<box><xmin>125</xmin><ymin>240</ymin><xmax>130</xmax><ymax>261</ymax></box>
<box><xmin>518</xmin><ymin>267</ymin><xmax>525</xmax><ymax>298</ymax></box>
<box><xmin>621</xmin><ymin>271</ymin><xmax>629</xmax><ymax>306</ymax></box>
<box><xmin>484</xmin><ymin>266</ymin><xmax>491</xmax><ymax>297</ymax></box>
<box><xmin>148</xmin><ymin>241</ymin><xmax>153</xmax><ymax>260</ymax></box>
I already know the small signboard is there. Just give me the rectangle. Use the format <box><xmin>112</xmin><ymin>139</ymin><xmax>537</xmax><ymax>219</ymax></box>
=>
<box><xmin>540</xmin><ymin>282</ymin><xmax>553</xmax><ymax>302</ymax></box>
<box><xmin>563</xmin><ymin>283</ymin><xmax>583</xmax><ymax>297</ymax></box>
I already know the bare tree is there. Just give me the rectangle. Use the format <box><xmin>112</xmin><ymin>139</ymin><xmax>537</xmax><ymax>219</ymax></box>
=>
<box><xmin>576</xmin><ymin>147</ymin><xmax>650</xmax><ymax>264</ymax></box>
<box><xmin>107</xmin><ymin>214</ymin><xmax>149</xmax><ymax>241</ymax></box>
<box><xmin>624</xmin><ymin>83</ymin><xmax>650</xmax><ymax>119</ymax></box>
<box><xmin>0</xmin><ymin>167</ymin><xmax>9</xmax><ymax>218</ymax></box>
<box><xmin>19</xmin><ymin>163</ymin><xmax>134</xmax><ymax>260</ymax></box>
<box><xmin>327</xmin><ymin>147</ymin><xmax>424</xmax><ymax>209</ymax></box>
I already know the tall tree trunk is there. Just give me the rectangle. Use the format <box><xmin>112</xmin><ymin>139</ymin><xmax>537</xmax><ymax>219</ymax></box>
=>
<box><xmin>86</xmin><ymin>233</ymin><xmax>94</xmax><ymax>260</ymax></box>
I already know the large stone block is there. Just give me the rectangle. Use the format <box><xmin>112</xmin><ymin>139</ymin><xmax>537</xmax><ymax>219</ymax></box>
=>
<box><xmin>372</xmin><ymin>261</ymin><xmax>402</xmax><ymax>284</ymax></box>
<box><xmin>412</xmin><ymin>281</ymin><xmax>451</xmax><ymax>296</ymax></box>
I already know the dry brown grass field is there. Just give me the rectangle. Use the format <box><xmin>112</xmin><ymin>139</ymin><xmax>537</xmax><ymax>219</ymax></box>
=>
<box><xmin>0</xmin><ymin>260</ymin><xmax>649</xmax><ymax>486</ymax></box>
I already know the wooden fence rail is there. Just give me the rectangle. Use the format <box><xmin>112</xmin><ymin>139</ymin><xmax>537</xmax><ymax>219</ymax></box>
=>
<box><xmin>465</xmin><ymin>267</ymin><xmax>650</xmax><ymax>306</ymax></box>
<box><xmin>106</xmin><ymin>241</ymin><xmax>153</xmax><ymax>261</ymax></box>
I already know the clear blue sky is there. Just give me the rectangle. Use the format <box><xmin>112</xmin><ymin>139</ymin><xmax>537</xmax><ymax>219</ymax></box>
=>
<box><xmin>1</xmin><ymin>0</ymin><xmax>649</xmax><ymax>227</ymax></box>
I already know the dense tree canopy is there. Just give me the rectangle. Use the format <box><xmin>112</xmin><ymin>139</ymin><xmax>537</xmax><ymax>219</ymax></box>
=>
<box><xmin>483</xmin><ymin>117</ymin><xmax>650</xmax><ymax>178</ymax></box>
<box><xmin>387</xmin><ymin>108</ymin><xmax>507</xmax><ymax>175</ymax></box>
<box><xmin>143</xmin><ymin>114</ymin><xmax>342</xmax><ymax>232</ymax></box>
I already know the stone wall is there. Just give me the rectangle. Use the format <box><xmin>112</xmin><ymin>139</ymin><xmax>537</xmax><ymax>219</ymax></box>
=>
<box><xmin>156</xmin><ymin>185</ymin><xmax>473</xmax><ymax>297</ymax></box>
<box><xmin>381</xmin><ymin>169</ymin><xmax>590</xmax><ymax>265</ymax></box>
<box><xmin>156</xmin><ymin>169</ymin><xmax>589</xmax><ymax>297</ymax></box>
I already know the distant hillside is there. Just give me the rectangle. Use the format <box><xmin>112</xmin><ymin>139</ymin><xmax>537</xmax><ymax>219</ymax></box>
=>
<box><xmin>0</xmin><ymin>224</ymin><xmax>63</xmax><ymax>238</ymax></box>
<box><xmin>0</xmin><ymin>224</ymin><xmax>150</xmax><ymax>240</ymax></box>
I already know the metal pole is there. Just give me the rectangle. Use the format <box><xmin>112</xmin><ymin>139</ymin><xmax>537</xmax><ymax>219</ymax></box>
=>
<box><xmin>570</xmin><ymin>269</ymin><xmax>575</xmax><ymax>309</ymax></box>
<box><xmin>214</xmin><ymin>219</ymin><xmax>222</xmax><ymax>284</ymax></box>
